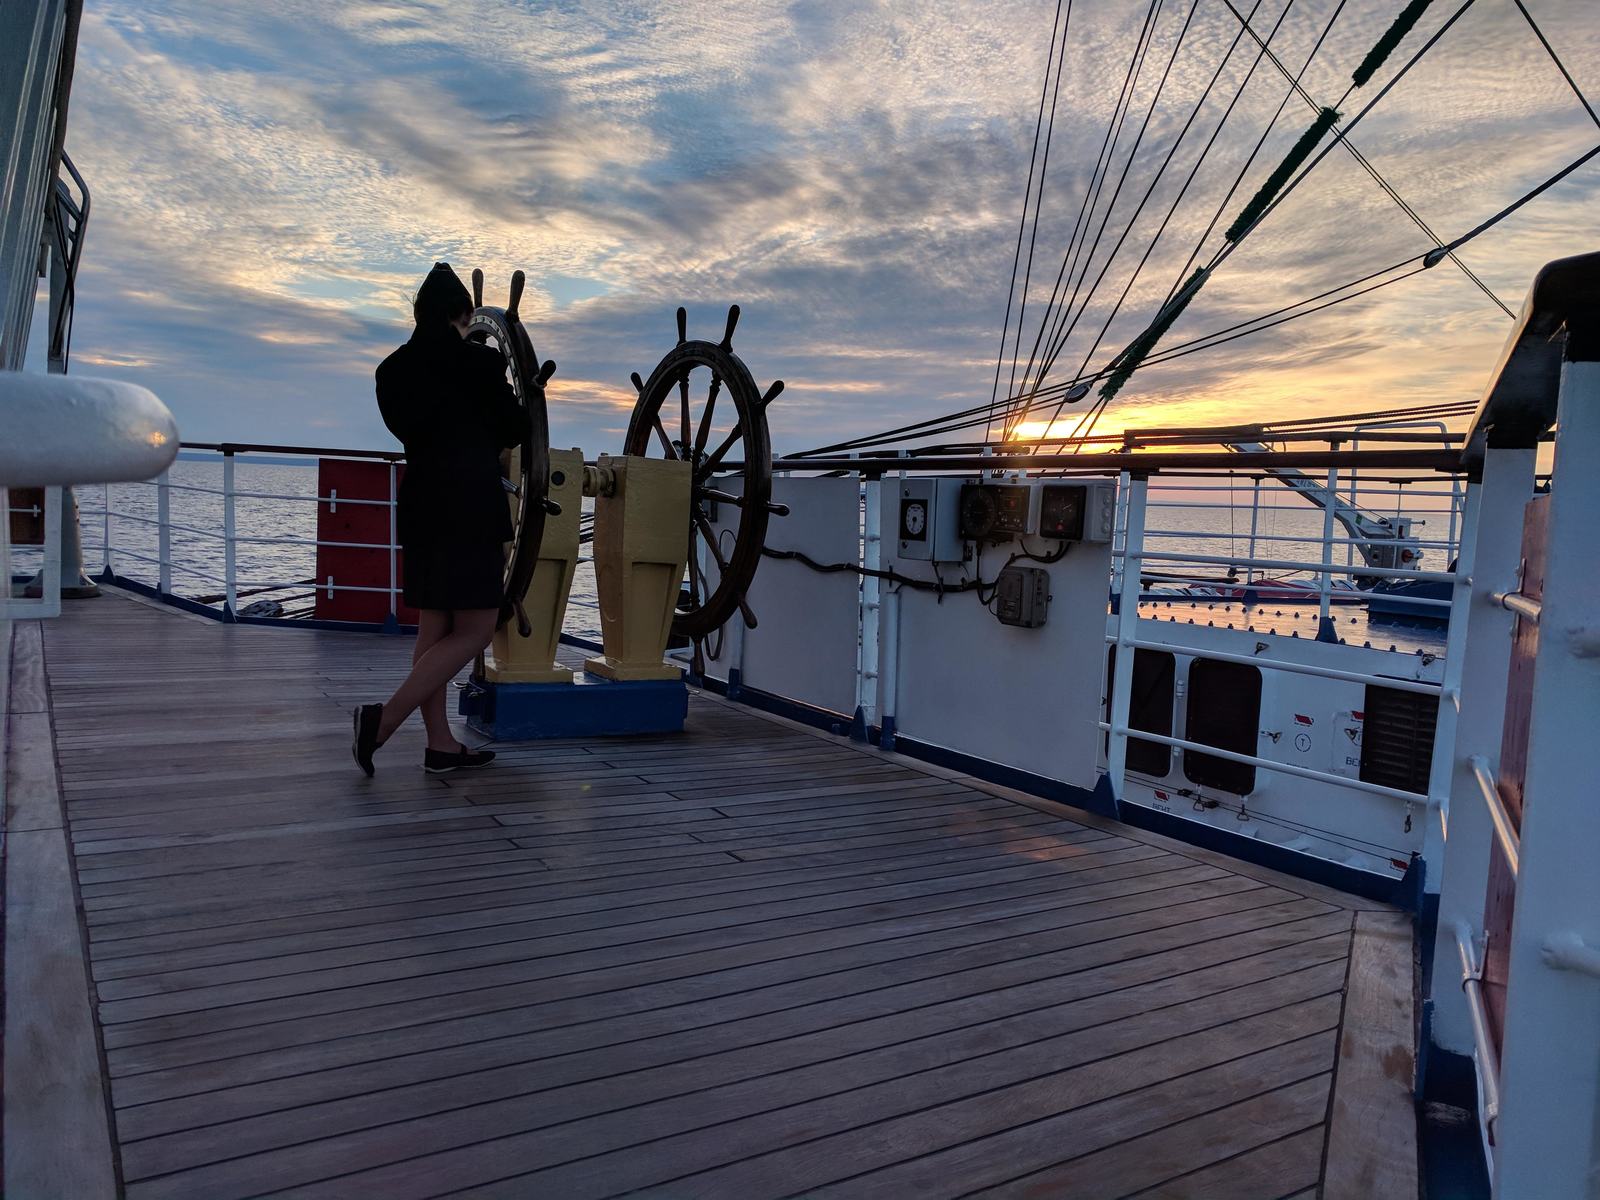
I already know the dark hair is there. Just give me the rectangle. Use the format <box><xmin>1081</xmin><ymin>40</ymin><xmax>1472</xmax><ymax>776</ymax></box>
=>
<box><xmin>413</xmin><ymin>261</ymin><xmax>474</xmax><ymax>327</ymax></box>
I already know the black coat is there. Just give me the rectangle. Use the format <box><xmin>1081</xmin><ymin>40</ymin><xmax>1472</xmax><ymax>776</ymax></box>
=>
<box><xmin>376</xmin><ymin>327</ymin><xmax>525</xmax><ymax>550</ymax></box>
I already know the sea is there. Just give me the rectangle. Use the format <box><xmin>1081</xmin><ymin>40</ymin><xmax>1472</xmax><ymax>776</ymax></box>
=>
<box><xmin>20</xmin><ymin>456</ymin><xmax>1459</xmax><ymax>650</ymax></box>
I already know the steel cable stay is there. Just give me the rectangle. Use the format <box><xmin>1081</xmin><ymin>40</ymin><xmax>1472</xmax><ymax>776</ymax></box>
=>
<box><xmin>1065</xmin><ymin>0</ymin><xmax>1484</xmax><ymax>448</ymax></box>
<box><xmin>789</xmin><ymin>247</ymin><xmax>1476</xmax><ymax>457</ymax></box>
<box><xmin>1213</xmin><ymin>0</ymin><xmax>1511</xmax><ymax>317</ymax></box>
<box><xmin>984</xmin><ymin>0</ymin><xmax>1069</xmax><ymax>445</ymax></box>
<box><xmin>1048</xmin><ymin>0</ymin><xmax>1301</xmax><ymax>442</ymax></box>
<box><xmin>1156</xmin><ymin>0</ymin><xmax>1351</xmax><ymax>314</ymax></box>
<box><xmin>1509</xmin><ymin>0</ymin><xmax>1600</xmax><ymax>131</ymax></box>
<box><xmin>1014</xmin><ymin>0</ymin><xmax>1204</xmax><ymax>428</ymax></box>
<box><xmin>999</xmin><ymin>0</ymin><xmax>1075</xmax><ymax>437</ymax></box>
<box><xmin>1004</xmin><ymin>0</ymin><xmax>1167</xmax><ymax>436</ymax></box>
<box><xmin>1025</xmin><ymin>0</ymin><xmax>1349</xmax><ymax>447</ymax></box>
<box><xmin>798</xmin><ymin>1</ymin><xmax>1595</xmax><ymax>461</ymax></box>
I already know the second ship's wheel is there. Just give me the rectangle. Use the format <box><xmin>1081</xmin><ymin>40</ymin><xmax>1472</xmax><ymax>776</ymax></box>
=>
<box><xmin>623</xmin><ymin>305</ymin><xmax>786</xmax><ymax>641</ymax></box>
<box><xmin>466</xmin><ymin>268</ymin><xmax>557</xmax><ymax>635</ymax></box>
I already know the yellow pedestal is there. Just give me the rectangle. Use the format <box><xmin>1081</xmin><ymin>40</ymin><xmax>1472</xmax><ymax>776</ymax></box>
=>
<box><xmin>585</xmin><ymin>454</ymin><xmax>691</xmax><ymax>682</ymax></box>
<box><xmin>487</xmin><ymin>447</ymin><xmax>584</xmax><ymax>684</ymax></box>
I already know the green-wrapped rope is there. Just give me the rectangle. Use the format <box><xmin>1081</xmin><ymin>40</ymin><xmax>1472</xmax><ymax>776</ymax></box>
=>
<box><xmin>1097</xmin><ymin>266</ymin><xmax>1211</xmax><ymax>402</ymax></box>
<box><xmin>1352</xmin><ymin>0</ymin><xmax>1437</xmax><ymax>88</ymax></box>
<box><xmin>1224</xmin><ymin>106</ymin><xmax>1341</xmax><ymax>243</ymax></box>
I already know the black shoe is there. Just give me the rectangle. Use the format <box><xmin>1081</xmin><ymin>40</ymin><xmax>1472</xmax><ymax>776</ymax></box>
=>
<box><xmin>352</xmin><ymin>703</ymin><xmax>382</xmax><ymax>776</ymax></box>
<box><xmin>423</xmin><ymin>745</ymin><xmax>497</xmax><ymax>774</ymax></box>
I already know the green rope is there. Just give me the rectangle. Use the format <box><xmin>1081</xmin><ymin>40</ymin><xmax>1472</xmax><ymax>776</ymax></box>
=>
<box><xmin>1224</xmin><ymin>106</ymin><xmax>1340</xmax><ymax>242</ymax></box>
<box><xmin>1098</xmin><ymin>266</ymin><xmax>1211</xmax><ymax>401</ymax></box>
<box><xmin>1352</xmin><ymin>0</ymin><xmax>1437</xmax><ymax>88</ymax></box>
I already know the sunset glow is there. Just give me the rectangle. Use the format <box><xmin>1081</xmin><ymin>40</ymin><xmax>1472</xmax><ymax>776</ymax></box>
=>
<box><xmin>59</xmin><ymin>1</ymin><xmax>1598</xmax><ymax>455</ymax></box>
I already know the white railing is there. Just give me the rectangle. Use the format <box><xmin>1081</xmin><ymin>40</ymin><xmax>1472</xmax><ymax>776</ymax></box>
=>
<box><xmin>63</xmin><ymin>444</ymin><xmax>601</xmax><ymax>627</ymax></box>
<box><xmin>1423</xmin><ymin>250</ymin><xmax>1600</xmax><ymax>1198</ymax></box>
<box><xmin>1104</xmin><ymin>464</ymin><xmax>1461</xmax><ymax>844</ymax></box>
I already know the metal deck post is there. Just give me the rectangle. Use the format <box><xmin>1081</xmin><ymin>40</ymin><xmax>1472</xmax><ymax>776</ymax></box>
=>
<box><xmin>222</xmin><ymin>451</ymin><xmax>237</xmax><ymax>618</ymax></box>
<box><xmin>1315</xmin><ymin>463</ymin><xmax>1338</xmax><ymax>641</ymax></box>
<box><xmin>1493</xmin><ymin>348</ymin><xmax>1600</xmax><ymax>1197</ymax></box>
<box><xmin>156</xmin><ymin>468</ymin><xmax>170</xmax><ymax>595</ymax></box>
<box><xmin>1106</xmin><ymin>474</ymin><xmax>1147</xmax><ymax>800</ymax></box>
<box><xmin>1427</xmin><ymin>448</ymin><xmax>1532</xmax><ymax>1055</ymax></box>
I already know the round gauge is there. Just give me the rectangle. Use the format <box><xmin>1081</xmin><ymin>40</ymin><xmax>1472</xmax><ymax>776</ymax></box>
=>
<box><xmin>903</xmin><ymin>502</ymin><xmax>927</xmax><ymax>536</ymax></box>
<box><xmin>961</xmin><ymin>486</ymin><xmax>997</xmax><ymax>538</ymax></box>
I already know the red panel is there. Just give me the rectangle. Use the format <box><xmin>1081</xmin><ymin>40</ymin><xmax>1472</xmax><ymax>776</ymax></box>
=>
<box><xmin>1483</xmin><ymin>493</ymin><xmax>1548</xmax><ymax>1050</ymax></box>
<box><xmin>313</xmin><ymin>459</ymin><xmax>416</xmax><ymax>625</ymax></box>
<box><xmin>8</xmin><ymin>486</ymin><xmax>45</xmax><ymax>546</ymax></box>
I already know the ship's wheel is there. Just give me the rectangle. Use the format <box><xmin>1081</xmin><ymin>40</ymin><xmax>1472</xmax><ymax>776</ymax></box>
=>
<box><xmin>623</xmin><ymin>305</ymin><xmax>787</xmax><ymax>641</ymax></box>
<box><xmin>466</xmin><ymin>268</ymin><xmax>557</xmax><ymax>635</ymax></box>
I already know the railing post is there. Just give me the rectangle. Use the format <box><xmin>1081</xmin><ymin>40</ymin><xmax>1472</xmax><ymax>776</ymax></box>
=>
<box><xmin>1422</xmin><ymin>472</ymin><xmax>1484</xmax><ymax>876</ymax></box>
<box><xmin>222</xmin><ymin>451</ymin><xmax>237</xmax><ymax>618</ymax></box>
<box><xmin>101</xmin><ymin>481</ymin><xmax>110</xmax><ymax>574</ymax></box>
<box><xmin>1106</xmin><ymin>473</ymin><xmax>1148</xmax><ymax>802</ymax></box>
<box><xmin>854</xmin><ymin>475</ymin><xmax>881</xmax><ymax>738</ymax></box>
<box><xmin>1428</xmin><ymin>449</ymin><xmax>1532</xmax><ymax>1058</ymax></box>
<box><xmin>156</xmin><ymin>467</ymin><xmax>171</xmax><ymax>595</ymax></box>
<box><xmin>1245</xmin><ymin>476</ymin><xmax>1261</xmax><ymax>585</ymax></box>
<box><xmin>1315</xmin><ymin>462</ymin><xmax>1338</xmax><ymax>641</ymax></box>
<box><xmin>387</xmin><ymin>461</ymin><xmax>399</xmax><ymax>621</ymax></box>
<box><xmin>1493</xmin><ymin>348</ymin><xmax>1600</xmax><ymax>1197</ymax></box>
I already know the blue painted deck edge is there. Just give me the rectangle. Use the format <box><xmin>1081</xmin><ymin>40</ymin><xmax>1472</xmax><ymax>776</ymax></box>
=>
<box><xmin>1114</xmin><ymin>801</ymin><xmax>1421</xmax><ymax>909</ymax></box>
<box><xmin>98</xmin><ymin>572</ymin><xmax>418</xmax><ymax>634</ymax></box>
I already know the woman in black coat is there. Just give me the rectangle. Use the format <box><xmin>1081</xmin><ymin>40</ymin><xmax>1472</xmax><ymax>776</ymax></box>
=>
<box><xmin>351</xmin><ymin>262</ymin><xmax>526</xmax><ymax>775</ymax></box>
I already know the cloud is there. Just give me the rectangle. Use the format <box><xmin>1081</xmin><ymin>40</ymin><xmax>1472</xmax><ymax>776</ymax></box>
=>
<box><xmin>55</xmin><ymin>0</ymin><xmax>1600</xmax><ymax>461</ymax></box>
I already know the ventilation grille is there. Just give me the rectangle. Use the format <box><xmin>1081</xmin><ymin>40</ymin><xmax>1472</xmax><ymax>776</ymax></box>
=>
<box><xmin>1360</xmin><ymin>685</ymin><xmax>1439</xmax><ymax>795</ymax></box>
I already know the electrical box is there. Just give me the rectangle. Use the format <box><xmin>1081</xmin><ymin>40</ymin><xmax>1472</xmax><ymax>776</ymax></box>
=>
<box><xmin>1038</xmin><ymin>480</ymin><xmax>1115</xmax><ymax>543</ymax></box>
<box><xmin>995</xmin><ymin>566</ymin><xmax>1050</xmax><ymax>628</ymax></box>
<box><xmin>896</xmin><ymin>477</ymin><xmax>967</xmax><ymax>563</ymax></box>
<box><xmin>959</xmin><ymin>483</ymin><xmax>1035</xmax><ymax>542</ymax></box>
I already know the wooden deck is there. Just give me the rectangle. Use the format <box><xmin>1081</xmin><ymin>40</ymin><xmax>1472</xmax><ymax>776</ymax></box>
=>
<box><xmin>3</xmin><ymin>590</ymin><xmax>1418</xmax><ymax>1199</ymax></box>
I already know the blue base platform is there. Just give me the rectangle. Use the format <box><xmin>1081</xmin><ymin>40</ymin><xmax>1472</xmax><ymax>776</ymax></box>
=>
<box><xmin>459</xmin><ymin>670</ymin><xmax>688</xmax><ymax>740</ymax></box>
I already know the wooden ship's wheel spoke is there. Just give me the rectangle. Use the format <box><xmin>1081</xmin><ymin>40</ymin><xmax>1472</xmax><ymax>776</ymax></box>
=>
<box><xmin>465</xmin><ymin>267</ymin><xmax>556</xmax><ymax>637</ymax></box>
<box><xmin>623</xmin><ymin>304</ymin><xmax>784</xmax><ymax>640</ymax></box>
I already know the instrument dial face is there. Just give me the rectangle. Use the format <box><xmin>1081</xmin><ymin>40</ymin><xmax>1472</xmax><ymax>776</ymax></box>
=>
<box><xmin>903</xmin><ymin>501</ymin><xmax>927</xmax><ymax>536</ymax></box>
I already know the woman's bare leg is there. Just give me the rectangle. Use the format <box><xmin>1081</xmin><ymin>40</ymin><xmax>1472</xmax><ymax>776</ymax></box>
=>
<box><xmin>412</xmin><ymin>609</ymin><xmax>455</xmax><ymax>751</ymax></box>
<box><xmin>378</xmin><ymin>608</ymin><xmax>497</xmax><ymax>747</ymax></box>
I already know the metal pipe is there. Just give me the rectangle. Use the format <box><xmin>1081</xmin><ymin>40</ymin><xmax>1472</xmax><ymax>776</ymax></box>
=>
<box><xmin>1108</xmin><ymin>722</ymin><xmax>1435</xmax><ymax>805</ymax></box>
<box><xmin>1126</xmin><ymin>635</ymin><xmax>1443</xmax><ymax>696</ymax></box>
<box><xmin>1455</xmin><ymin>922</ymin><xmax>1502</xmax><ymax>1142</ymax></box>
<box><xmin>156</xmin><ymin>468</ymin><xmax>170</xmax><ymax>595</ymax></box>
<box><xmin>1470</xmin><ymin>754</ymin><xmax>1520</xmax><ymax>878</ymax></box>
<box><xmin>1492</xmin><ymin>590</ymin><xmax>1542</xmax><ymax>624</ymax></box>
<box><xmin>222</xmin><ymin>452</ymin><xmax>237</xmax><ymax>617</ymax></box>
<box><xmin>1126</xmin><ymin>549</ymin><xmax>1456</xmax><ymax>583</ymax></box>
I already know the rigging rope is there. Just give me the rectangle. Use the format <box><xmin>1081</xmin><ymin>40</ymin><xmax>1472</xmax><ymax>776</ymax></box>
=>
<box><xmin>1508</xmin><ymin>0</ymin><xmax>1600</xmax><ymax>131</ymax></box>
<box><xmin>1000</xmin><ymin>0</ymin><xmax>1075</xmax><ymax>433</ymax></box>
<box><xmin>1070</xmin><ymin>0</ymin><xmax>1481</xmax><ymax>446</ymax></box>
<box><xmin>1059</xmin><ymin>0</ymin><xmax>1298</xmax><ymax>418</ymax></box>
<box><xmin>1214</xmin><ymin>0</ymin><xmax>1511</xmax><ymax>315</ymax></box>
<box><xmin>1008</xmin><ymin>0</ymin><xmax>1167</xmax><ymax>433</ymax></box>
<box><xmin>1011</xmin><ymin>0</ymin><xmax>1204</xmax><ymax>435</ymax></box>
<box><xmin>984</xmin><ymin>0</ymin><xmax>1068</xmax><ymax>445</ymax></box>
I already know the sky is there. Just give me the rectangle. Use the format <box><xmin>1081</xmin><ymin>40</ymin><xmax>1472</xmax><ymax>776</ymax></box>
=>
<box><xmin>49</xmin><ymin>0</ymin><xmax>1600</xmax><ymax>458</ymax></box>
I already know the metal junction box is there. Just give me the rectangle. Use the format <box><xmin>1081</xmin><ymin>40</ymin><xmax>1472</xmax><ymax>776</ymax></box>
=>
<box><xmin>995</xmin><ymin>565</ymin><xmax>1050</xmax><ymax>628</ymax></box>
<box><xmin>1038</xmin><ymin>480</ymin><xmax>1116</xmax><ymax>543</ymax></box>
<box><xmin>897</xmin><ymin>477</ymin><xmax>967</xmax><ymax>562</ymax></box>
<box><xmin>959</xmin><ymin>483</ymin><xmax>1036</xmax><ymax>542</ymax></box>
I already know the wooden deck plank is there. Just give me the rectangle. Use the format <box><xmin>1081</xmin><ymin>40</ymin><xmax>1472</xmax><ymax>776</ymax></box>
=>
<box><xmin>2</xmin><ymin>594</ymin><xmax>1408</xmax><ymax>1198</ymax></box>
<box><xmin>105</xmin><ymin>900</ymin><xmax>1342</xmax><ymax>1101</ymax></box>
<box><xmin>426</xmin><ymin>1011</ymin><xmax>1340</xmax><ymax>1200</ymax></box>
<box><xmin>1123</xmin><ymin>1126</ymin><xmax>1326</xmax><ymax>1199</ymax></box>
<box><xmin>1323</xmin><ymin>909</ymin><xmax>1419</xmax><ymax>1200</ymax></box>
<box><xmin>122</xmin><ymin>967</ymin><xmax>1347</xmax><ymax>1198</ymax></box>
